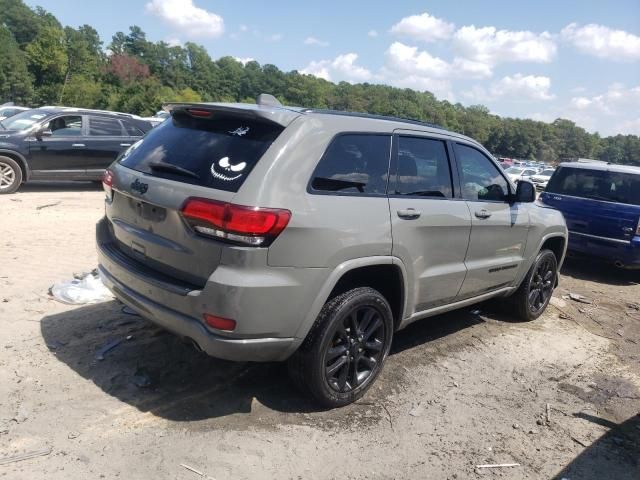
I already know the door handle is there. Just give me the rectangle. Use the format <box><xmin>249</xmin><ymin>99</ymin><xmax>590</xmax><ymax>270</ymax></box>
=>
<box><xmin>622</xmin><ymin>227</ymin><xmax>634</xmax><ymax>233</ymax></box>
<box><xmin>475</xmin><ymin>209</ymin><xmax>492</xmax><ymax>219</ymax></box>
<box><xmin>397</xmin><ymin>208</ymin><xmax>421</xmax><ymax>219</ymax></box>
<box><xmin>120</xmin><ymin>143</ymin><xmax>131</xmax><ymax>147</ymax></box>
<box><xmin>72</xmin><ymin>143</ymin><xmax>85</xmax><ymax>147</ymax></box>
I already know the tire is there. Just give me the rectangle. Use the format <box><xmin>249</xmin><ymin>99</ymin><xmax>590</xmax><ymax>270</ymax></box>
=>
<box><xmin>509</xmin><ymin>249</ymin><xmax>558</xmax><ymax>321</ymax></box>
<box><xmin>288</xmin><ymin>287</ymin><xmax>394</xmax><ymax>408</ymax></box>
<box><xmin>0</xmin><ymin>156</ymin><xmax>22</xmax><ymax>194</ymax></box>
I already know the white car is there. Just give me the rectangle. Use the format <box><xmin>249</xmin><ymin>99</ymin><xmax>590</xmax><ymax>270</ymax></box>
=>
<box><xmin>505</xmin><ymin>167</ymin><xmax>538</xmax><ymax>183</ymax></box>
<box><xmin>0</xmin><ymin>105</ymin><xmax>29</xmax><ymax>121</ymax></box>
<box><xmin>530</xmin><ymin>168</ymin><xmax>556</xmax><ymax>190</ymax></box>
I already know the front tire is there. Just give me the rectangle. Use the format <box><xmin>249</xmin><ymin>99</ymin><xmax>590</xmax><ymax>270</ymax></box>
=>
<box><xmin>0</xmin><ymin>156</ymin><xmax>22</xmax><ymax>194</ymax></box>
<box><xmin>288</xmin><ymin>287</ymin><xmax>394</xmax><ymax>408</ymax></box>
<box><xmin>509</xmin><ymin>249</ymin><xmax>558</xmax><ymax>321</ymax></box>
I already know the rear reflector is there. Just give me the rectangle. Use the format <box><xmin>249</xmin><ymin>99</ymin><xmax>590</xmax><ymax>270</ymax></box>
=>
<box><xmin>203</xmin><ymin>314</ymin><xmax>236</xmax><ymax>331</ymax></box>
<box><xmin>181</xmin><ymin>198</ymin><xmax>291</xmax><ymax>246</ymax></box>
<box><xmin>102</xmin><ymin>169</ymin><xmax>113</xmax><ymax>200</ymax></box>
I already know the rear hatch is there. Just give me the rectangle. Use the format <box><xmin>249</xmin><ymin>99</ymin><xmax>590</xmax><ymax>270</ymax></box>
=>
<box><xmin>102</xmin><ymin>105</ymin><xmax>290</xmax><ymax>287</ymax></box>
<box><xmin>541</xmin><ymin>166</ymin><xmax>640</xmax><ymax>242</ymax></box>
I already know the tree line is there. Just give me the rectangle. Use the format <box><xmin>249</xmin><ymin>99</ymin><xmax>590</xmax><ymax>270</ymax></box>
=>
<box><xmin>0</xmin><ymin>0</ymin><xmax>638</xmax><ymax>165</ymax></box>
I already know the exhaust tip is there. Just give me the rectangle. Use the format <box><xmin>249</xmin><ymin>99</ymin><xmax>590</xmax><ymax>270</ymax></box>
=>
<box><xmin>183</xmin><ymin>337</ymin><xmax>203</xmax><ymax>353</ymax></box>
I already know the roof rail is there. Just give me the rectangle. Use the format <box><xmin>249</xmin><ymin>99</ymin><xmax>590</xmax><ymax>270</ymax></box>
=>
<box><xmin>301</xmin><ymin>108</ymin><xmax>446</xmax><ymax>131</ymax></box>
<box><xmin>38</xmin><ymin>105</ymin><xmax>142</xmax><ymax>119</ymax></box>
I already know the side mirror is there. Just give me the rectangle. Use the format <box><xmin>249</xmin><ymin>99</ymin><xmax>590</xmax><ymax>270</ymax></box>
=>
<box><xmin>514</xmin><ymin>180</ymin><xmax>536</xmax><ymax>203</ymax></box>
<box><xmin>36</xmin><ymin>128</ymin><xmax>52</xmax><ymax>138</ymax></box>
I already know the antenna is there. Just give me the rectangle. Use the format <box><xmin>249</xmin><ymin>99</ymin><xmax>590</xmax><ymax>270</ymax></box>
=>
<box><xmin>256</xmin><ymin>94</ymin><xmax>282</xmax><ymax>107</ymax></box>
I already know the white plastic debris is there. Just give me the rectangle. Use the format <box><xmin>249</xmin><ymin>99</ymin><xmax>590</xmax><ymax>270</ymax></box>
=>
<box><xmin>50</xmin><ymin>271</ymin><xmax>114</xmax><ymax>305</ymax></box>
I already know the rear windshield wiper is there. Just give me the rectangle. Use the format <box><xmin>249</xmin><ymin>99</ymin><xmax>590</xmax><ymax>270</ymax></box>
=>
<box><xmin>312</xmin><ymin>177</ymin><xmax>367</xmax><ymax>192</ymax></box>
<box><xmin>148</xmin><ymin>161</ymin><xmax>200</xmax><ymax>179</ymax></box>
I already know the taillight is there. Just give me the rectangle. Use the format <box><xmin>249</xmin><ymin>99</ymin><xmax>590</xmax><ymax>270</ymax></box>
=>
<box><xmin>181</xmin><ymin>198</ymin><xmax>291</xmax><ymax>246</ymax></box>
<box><xmin>102</xmin><ymin>169</ymin><xmax>113</xmax><ymax>200</ymax></box>
<box><xmin>636</xmin><ymin>218</ymin><xmax>640</xmax><ymax>236</ymax></box>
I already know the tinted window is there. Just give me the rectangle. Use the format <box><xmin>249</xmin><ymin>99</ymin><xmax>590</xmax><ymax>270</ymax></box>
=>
<box><xmin>310</xmin><ymin>134</ymin><xmax>391</xmax><ymax>194</ymax></box>
<box><xmin>123</xmin><ymin>120</ymin><xmax>144</xmax><ymax>136</ymax></box>
<box><xmin>0</xmin><ymin>109</ymin><xmax>48</xmax><ymax>131</ymax></box>
<box><xmin>89</xmin><ymin>116</ymin><xmax>123</xmax><ymax>136</ymax></box>
<box><xmin>546</xmin><ymin>167</ymin><xmax>640</xmax><ymax>206</ymax></box>
<box><xmin>46</xmin><ymin>115</ymin><xmax>83</xmax><ymax>137</ymax></box>
<box><xmin>120</xmin><ymin>111</ymin><xmax>283</xmax><ymax>192</ymax></box>
<box><xmin>394</xmin><ymin>136</ymin><xmax>452</xmax><ymax>198</ymax></box>
<box><xmin>456</xmin><ymin>144</ymin><xmax>509</xmax><ymax>201</ymax></box>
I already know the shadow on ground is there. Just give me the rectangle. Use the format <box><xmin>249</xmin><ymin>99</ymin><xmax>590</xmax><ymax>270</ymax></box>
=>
<box><xmin>17</xmin><ymin>181</ymin><xmax>102</xmax><ymax>193</ymax></box>
<box><xmin>561</xmin><ymin>256</ymin><xmax>640</xmax><ymax>286</ymax></box>
<box><xmin>553</xmin><ymin>413</ymin><xmax>640</xmax><ymax>480</ymax></box>
<box><xmin>40</xmin><ymin>301</ymin><xmax>483</xmax><ymax>422</ymax></box>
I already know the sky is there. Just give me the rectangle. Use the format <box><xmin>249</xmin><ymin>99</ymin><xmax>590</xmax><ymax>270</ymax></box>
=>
<box><xmin>26</xmin><ymin>0</ymin><xmax>640</xmax><ymax>137</ymax></box>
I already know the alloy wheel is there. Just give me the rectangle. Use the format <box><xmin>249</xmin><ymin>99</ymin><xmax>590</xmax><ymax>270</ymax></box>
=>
<box><xmin>528</xmin><ymin>256</ymin><xmax>556</xmax><ymax>314</ymax></box>
<box><xmin>0</xmin><ymin>162</ymin><xmax>16</xmax><ymax>191</ymax></box>
<box><xmin>324</xmin><ymin>305</ymin><xmax>386</xmax><ymax>393</ymax></box>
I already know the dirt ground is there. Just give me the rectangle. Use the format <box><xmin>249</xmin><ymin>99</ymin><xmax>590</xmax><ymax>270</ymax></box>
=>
<box><xmin>1</xmin><ymin>183</ymin><xmax>638</xmax><ymax>480</ymax></box>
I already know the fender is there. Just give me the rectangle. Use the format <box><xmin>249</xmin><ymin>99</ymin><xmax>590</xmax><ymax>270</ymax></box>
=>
<box><xmin>295</xmin><ymin>256</ymin><xmax>409</xmax><ymax>340</ymax></box>
<box><xmin>0</xmin><ymin>149</ymin><xmax>29</xmax><ymax>181</ymax></box>
<box><xmin>513</xmin><ymin>230</ymin><xmax>568</xmax><ymax>290</ymax></box>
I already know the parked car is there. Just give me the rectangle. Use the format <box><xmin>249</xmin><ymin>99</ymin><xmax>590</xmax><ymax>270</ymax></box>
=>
<box><xmin>540</xmin><ymin>162</ymin><xmax>640</xmax><ymax>269</ymax></box>
<box><xmin>0</xmin><ymin>107</ymin><xmax>152</xmax><ymax>193</ymax></box>
<box><xmin>531</xmin><ymin>168</ymin><xmax>556</xmax><ymax>190</ymax></box>
<box><xmin>505</xmin><ymin>166</ymin><xmax>538</xmax><ymax>183</ymax></box>
<box><xmin>96</xmin><ymin>95</ymin><xmax>567</xmax><ymax>407</ymax></box>
<box><xmin>142</xmin><ymin>110</ymin><xmax>170</xmax><ymax>127</ymax></box>
<box><xmin>0</xmin><ymin>105</ymin><xmax>29</xmax><ymax>121</ymax></box>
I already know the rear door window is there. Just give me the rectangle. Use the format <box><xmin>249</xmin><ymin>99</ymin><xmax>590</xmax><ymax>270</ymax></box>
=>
<box><xmin>546</xmin><ymin>167</ymin><xmax>640</xmax><ymax>206</ymax></box>
<box><xmin>122</xmin><ymin>120</ymin><xmax>144</xmax><ymax>136</ymax></box>
<box><xmin>393</xmin><ymin>136</ymin><xmax>453</xmax><ymax>198</ymax></box>
<box><xmin>310</xmin><ymin>134</ymin><xmax>391</xmax><ymax>194</ymax></box>
<box><xmin>119</xmin><ymin>111</ymin><xmax>283</xmax><ymax>192</ymax></box>
<box><xmin>89</xmin><ymin>116</ymin><xmax>124</xmax><ymax>136</ymax></box>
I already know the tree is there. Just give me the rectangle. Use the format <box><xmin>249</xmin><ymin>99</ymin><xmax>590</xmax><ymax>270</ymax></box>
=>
<box><xmin>0</xmin><ymin>25</ymin><xmax>33</xmax><ymax>103</ymax></box>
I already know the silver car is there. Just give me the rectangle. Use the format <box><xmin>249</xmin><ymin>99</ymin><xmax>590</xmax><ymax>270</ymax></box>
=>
<box><xmin>97</xmin><ymin>95</ymin><xmax>567</xmax><ymax>407</ymax></box>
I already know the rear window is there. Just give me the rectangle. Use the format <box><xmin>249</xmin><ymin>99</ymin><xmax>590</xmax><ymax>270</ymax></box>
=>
<box><xmin>546</xmin><ymin>167</ymin><xmax>640</xmax><ymax>206</ymax></box>
<box><xmin>119</xmin><ymin>111</ymin><xmax>284</xmax><ymax>192</ymax></box>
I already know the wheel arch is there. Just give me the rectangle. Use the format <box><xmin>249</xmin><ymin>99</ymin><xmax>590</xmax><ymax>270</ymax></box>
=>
<box><xmin>0</xmin><ymin>150</ymin><xmax>29</xmax><ymax>182</ymax></box>
<box><xmin>296</xmin><ymin>257</ymin><xmax>409</xmax><ymax>340</ymax></box>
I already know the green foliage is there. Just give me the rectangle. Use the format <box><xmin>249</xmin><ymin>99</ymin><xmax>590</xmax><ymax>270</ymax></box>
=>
<box><xmin>0</xmin><ymin>0</ymin><xmax>638</xmax><ymax>165</ymax></box>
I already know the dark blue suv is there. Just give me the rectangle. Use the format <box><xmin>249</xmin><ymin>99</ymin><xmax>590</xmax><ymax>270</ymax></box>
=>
<box><xmin>0</xmin><ymin>107</ymin><xmax>152</xmax><ymax>194</ymax></box>
<box><xmin>540</xmin><ymin>162</ymin><xmax>640</xmax><ymax>269</ymax></box>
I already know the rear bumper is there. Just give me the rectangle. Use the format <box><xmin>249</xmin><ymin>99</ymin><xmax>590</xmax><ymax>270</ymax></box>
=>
<box><xmin>95</xmin><ymin>217</ymin><xmax>317</xmax><ymax>362</ymax></box>
<box><xmin>568</xmin><ymin>231</ymin><xmax>640</xmax><ymax>269</ymax></box>
<box><xmin>98</xmin><ymin>265</ymin><xmax>298</xmax><ymax>361</ymax></box>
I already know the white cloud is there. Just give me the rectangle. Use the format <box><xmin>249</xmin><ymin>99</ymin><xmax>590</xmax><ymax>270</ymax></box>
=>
<box><xmin>301</xmin><ymin>53</ymin><xmax>372</xmax><ymax>83</ymax></box>
<box><xmin>384</xmin><ymin>42</ymin><xmax>492</xmax><ymax>80</ymax></box>
<box><xmin>570</xmin><ymin>84</ymin><xmax>640</xmax><ymax>115</ymax></box>
<box><xmin>390</xmin><ymin>12</ymin><xmax>455</xmax><ymax>42</ymax></box>
<box><xmin>561</xmin><ymin>23</ymin><xmax>640</xmax><ymax>61</ymax></box>
<box><xmin>233</xmin><ymin>57</ymin><xmax>255</xmax><ymax>66</ymax></box>
<box><xmin>146</xmin><ymin>0</ymin><xmax>224</xmax><ymax>38</ymax></box>
<box><xmin>490</xmin><ymin>74</ymin><xmax>555</xmax><ymax>101</ymax></box>
<box><xmin>304</xmin><ymin>36</ymin><xmax>330</xmax><ymax>47</ymax></box>
<box><xmin>453</xmin><ymin>25</ymin><xmax>556</xmax><ymax>65</ymax></box>
<box><xmin>614</xmin><ymin>118</ymin><xmax>640</xmax><ymax>135</ymax></box>
<box><xmin>239</xmin><ymin>24</ymin><xmax>248</xmax><ymax>32</ymax></box>
<box><xmin>268</xmin><ymin>33</ymin><xmax>283</xmax><ymax>42</ymax></box>
<box><xmin>368</xmin><ymin>30</ymin><xmax>378</xmax><ymax>38</ymax></box>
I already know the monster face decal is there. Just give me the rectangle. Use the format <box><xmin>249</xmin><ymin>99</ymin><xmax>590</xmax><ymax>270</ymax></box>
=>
<box><xmin>211</xmin><ymin>156</ymin><xmax>247</xmax><ymax>181</ymax></box>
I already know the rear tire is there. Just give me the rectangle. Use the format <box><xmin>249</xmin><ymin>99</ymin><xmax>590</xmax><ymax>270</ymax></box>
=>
<box><xmin>288</xmin><ymin>287</ymin><xmax>394</xmax><ymax>408</ymax></box>
<box><xmin>0</xmin><ymin>156</ymin><xmax>22</xmax><ymax>194</ymax></box>
<box><xmin>509</xmin><ymin>249</ymin><xmax>558</xmax><ymax>321</ymax></box>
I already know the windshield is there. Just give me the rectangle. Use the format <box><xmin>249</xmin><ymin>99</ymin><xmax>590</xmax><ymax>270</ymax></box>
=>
<box><xmin>0</xmin><ymin>109</ymin><xmax>48</xmax><ymax>131</ymax></box>
<box><xmin>506</xmin><ymin>167</ymin><xmax>523</xmax><ymax>174</ymax></box>
<box><xmin>546</xmin><ymin>167</ymin><xmax>640</xmax><ymax>206</ymax></box>
<box><xmin>540</xmin><ymin>169</ymin><xmax>555</xmax><ymax>176</ymax></box>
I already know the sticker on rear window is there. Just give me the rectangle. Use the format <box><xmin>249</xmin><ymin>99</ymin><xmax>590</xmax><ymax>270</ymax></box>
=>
<box><xmin>229</xmin><ymin>126</ymin><xmax>249</xmax><ymax>136</ymax></box>
<box><xmin>211</xmin><ymin>156</ymin><xmax>247</xmax><ymax>181</ymax></box>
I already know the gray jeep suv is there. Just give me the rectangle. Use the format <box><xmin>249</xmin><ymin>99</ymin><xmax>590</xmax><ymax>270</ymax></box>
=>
<box><xmin>96</xmin><ymin>95</ymin><xmax>567</xmax><ymax>407</ymax></box>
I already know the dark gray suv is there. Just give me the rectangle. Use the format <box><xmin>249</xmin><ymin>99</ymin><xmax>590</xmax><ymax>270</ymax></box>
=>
<box><xmin>97</xmin><ymin>95</ymin><xmax>567</xmax><ymax>407</ymax></box>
